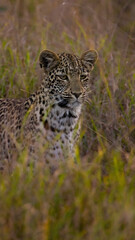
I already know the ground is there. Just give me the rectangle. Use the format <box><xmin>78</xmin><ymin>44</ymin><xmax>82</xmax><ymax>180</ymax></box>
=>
<box><xmin>0</xmin><ymin>0</ymin><xmax>135</xmax><ymax>239</ymax></box>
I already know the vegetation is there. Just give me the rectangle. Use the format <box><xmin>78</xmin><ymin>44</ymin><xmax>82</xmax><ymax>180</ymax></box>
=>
<box><xmin>0</xmin><ymin>0</ymin><xmax>135</xmax><ymax>239</ymax></box>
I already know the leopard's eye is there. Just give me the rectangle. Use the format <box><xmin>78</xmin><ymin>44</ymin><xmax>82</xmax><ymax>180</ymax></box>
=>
<box><xmin>80</xmin><ymin>74</ymin><xmax>88</xmax><ymax>80</ymax></box>
<box><xmin>58</xmin><ymin>75</ymin><xmax>68</xmax><ymax>81</ymax></box>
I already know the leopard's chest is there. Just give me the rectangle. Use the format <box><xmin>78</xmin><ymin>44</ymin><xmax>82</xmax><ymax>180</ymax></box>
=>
<box><xmin>37</xmin><ymin>104</ymin><xmax>81</xmax><ymax>161</ymax></box>
<box><xmin>49</xmin><ymin>104</ymin><xmax>81</xmax><ymax>129</ymax></box>
<box><xmin>44</xmin><ymin>130</ymin><xmax>73</xmax><ymax>161</ymax></box>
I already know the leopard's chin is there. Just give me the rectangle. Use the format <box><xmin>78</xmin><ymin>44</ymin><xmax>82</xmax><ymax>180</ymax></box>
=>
<box><xmin>71</xmin><ymin>100</ymin><xmax>82</xmax><ymax>107</ymax></box>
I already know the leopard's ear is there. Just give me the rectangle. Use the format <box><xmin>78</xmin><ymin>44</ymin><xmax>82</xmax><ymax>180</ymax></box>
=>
<box><xmin>81</xmin><ymin>50</ymin><xmax>98</xmax><ymax>69</ymax></box>
<box><xmin>39</xmin><ymin>50</ymin><xmax>59</xmax><ymax>72</ymax></box>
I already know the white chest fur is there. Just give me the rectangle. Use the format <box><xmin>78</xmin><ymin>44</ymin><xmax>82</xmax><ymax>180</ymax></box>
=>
<box><xmin>36</xmin><ymin>103</ymin><xmax>81</xmax><ymax>161</ymax></box>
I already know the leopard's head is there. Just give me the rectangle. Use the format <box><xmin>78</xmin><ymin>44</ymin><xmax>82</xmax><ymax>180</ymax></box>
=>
<box><xmin>39</xmin><ymin>50</ymin><xmax>98</xmax><ymax>109</ymax></box>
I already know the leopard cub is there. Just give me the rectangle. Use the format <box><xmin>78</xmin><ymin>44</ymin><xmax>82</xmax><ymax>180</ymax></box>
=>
<box><xmin>0</xmin><ymin>49</ymin><xmax>98</xmax><ymax>169</ymax></box>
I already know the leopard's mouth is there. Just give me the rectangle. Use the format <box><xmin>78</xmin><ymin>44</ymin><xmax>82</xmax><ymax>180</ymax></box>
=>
<box><xmin>58</xmin><ymin>99</ymin><xmax>69</xmax><ymax>108</ymax></box>
<box><xmin>58</xmin><ymin>98</ymin><xmax>81</xmax><ymax>108</ymax></box>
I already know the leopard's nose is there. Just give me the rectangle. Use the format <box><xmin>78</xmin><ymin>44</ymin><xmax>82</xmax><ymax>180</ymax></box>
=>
<box><xmin>72</xmin><ymin>92</ymin><xmax>81</xmax><ymax>99</ymax></box>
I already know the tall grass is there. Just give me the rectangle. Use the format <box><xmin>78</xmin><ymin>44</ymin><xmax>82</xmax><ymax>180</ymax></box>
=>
<box><xmin>0</xmin><ymin>0</ymin><xmax>135</xmax><ymax>239</ymax></box>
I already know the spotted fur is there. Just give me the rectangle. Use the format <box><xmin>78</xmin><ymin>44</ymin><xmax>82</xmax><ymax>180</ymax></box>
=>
<box><xmin>0</xmin><ymin>50</ymin><xmax>98</xmax><ymax>170</ymax></box>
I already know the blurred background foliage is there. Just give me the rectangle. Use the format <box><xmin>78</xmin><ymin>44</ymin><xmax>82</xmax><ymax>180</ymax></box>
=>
<box><xmin>0</xmin><ymin>0</ymin><xmax>135</xmax><ymax>239</ymax></box>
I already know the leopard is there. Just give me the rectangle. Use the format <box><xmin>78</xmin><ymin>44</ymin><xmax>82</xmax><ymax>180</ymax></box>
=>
<box><xmin>0</xmin><ymin>49</ymin><xmax>98</xmax><ymax>171</ymax></box>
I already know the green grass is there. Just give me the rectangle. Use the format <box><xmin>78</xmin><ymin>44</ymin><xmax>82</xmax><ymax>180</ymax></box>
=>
<box><xmin>0</xmin><ymin>0</ymin><xmax>135</xmax><ymax>239</ymax></box>
<box><xmin>1</xmin><ymin>152</ymin><xmax>135</xmax><ymax>240</ymax></box>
